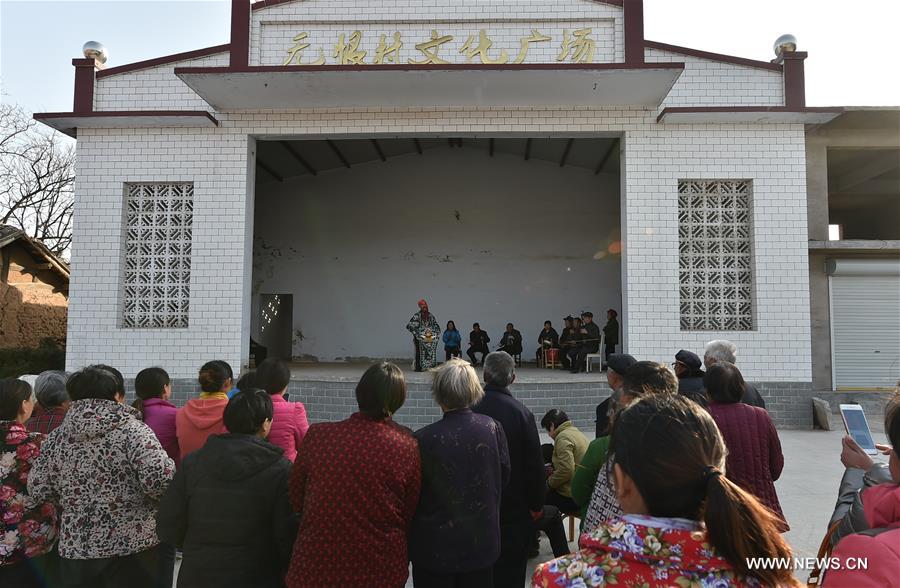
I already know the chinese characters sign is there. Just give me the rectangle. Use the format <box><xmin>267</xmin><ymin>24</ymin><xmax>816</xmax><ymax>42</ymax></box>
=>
<box><xmin>278</xmin><ymin>27</ymin><xmax>610</xmax><ymax>66</ymax></box>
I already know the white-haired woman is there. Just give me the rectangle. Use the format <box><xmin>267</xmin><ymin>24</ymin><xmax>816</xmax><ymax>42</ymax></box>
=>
<box><xmin>703</xmin><ymin>340</ymin><xmax>766</xmax><ymax>408</ymax></box>
<box><xmin>409</xmin><ymin>359</ymin><xmax>510</xmax><ymax>588</ymax></box>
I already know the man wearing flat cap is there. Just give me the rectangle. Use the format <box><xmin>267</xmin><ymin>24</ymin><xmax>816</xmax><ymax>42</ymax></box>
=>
<box><xmin>594</xmin><ymin>353</ymin><xmax>638</xmax><ymax>437</ymax></box>
<box><xmin>673</xmin><ymin>349</ymin><xmax>707</xmax><ymax>406</ymax></box>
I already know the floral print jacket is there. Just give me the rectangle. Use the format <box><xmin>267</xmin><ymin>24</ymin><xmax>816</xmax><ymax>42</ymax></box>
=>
<box><xmin>533</xmin><ymin>515</ymin><xmax>764</xmax><ymax>587</ymax></box>
<box><xmin>27</xmin><ymin>399</ymin><xmax>175</xmax><ymax>559</ymax></box>
<box><xmin>0</xmin><ymin>421</ymin><xmax>58</xmax><ymax>566</ymax></box>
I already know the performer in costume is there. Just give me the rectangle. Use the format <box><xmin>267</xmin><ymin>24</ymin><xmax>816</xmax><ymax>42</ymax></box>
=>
<box><xmin>406</xmin><ymin>299</ymin><xmax>441</xmax><ymax>371</ymax></box>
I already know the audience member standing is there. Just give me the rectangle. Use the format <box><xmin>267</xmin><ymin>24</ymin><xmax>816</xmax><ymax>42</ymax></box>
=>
<box><xmin>133</xmin><ymin>367</ymin><xmax>180</xmax><ymax>466</ymax></box>
<box><xmin>473</xmin><ymin>351</ymin><xmax>567</xmax><ymax>587</ymax></box>
<box><xmin>673</xmin><ymin>349</ymin><xmax>707</xmax><ymax>406</ymax></box>
<box><xmin>410</xmin><ymin>359</ymin><xmax>510</xmax><ymax>587</ymax></box>
<box><xmin>534</xmin><ymin>395</ymin><xmax>799</xmax><ymax>587</ymax></box>
<box><xmin>28</xmin><ymin>366</ymin><xmax>175</xmax><ymax>588</ymax></box>
<box><xmin>467</xmin><ymin>323</ymin><xmax>491</xmax><ymax>366</ymax></box>
<box><xmin>602</xmin><ymin>309</ymin><xmax>619</xmax><ymax>361</ymax></box>
<box><xmin>286</xmin><ymin>363</ymin><xmax>420</xmax><ymax>588</ymax></box>
<box><xmin>26</xmin><ymin>370</ymin><xmax>70</xmax><ymax>435</ymax></box>
<box><xmin>0</xmin><ymin>379</ymin><xmax>59</xmax><ymax>588</ymax></box>
<box><xmin>157</xmin><ymin>389</ymin><xmax>297</xmax><ymax>588</ymax></box>
<box><xmin>703</xmin><ymin>340</ymin><xmax>766</xmax><ymax>408</ymax></box>
<box><xmin>705</xmin><ymin>362</ymin><xmax>787</xmax><ymax>530</ymax></box>
<box><xmin>255</xmin><ymin>359</ymin><xmax>308</xmax><ymax>462</ymax></box>
<box><xmin>593</xmin><ymin>353</ymin><xmax>637</xmax><ymax>438</ymax></box>
<box><xmin>540</xmin><ymin>409</ymin><xmax>589</xmax><ymax>514</ymax></box>
<box><xmin>176</xmin><ymin>361</ymin><xmax>233</xmax><ymax>459</ymax></box>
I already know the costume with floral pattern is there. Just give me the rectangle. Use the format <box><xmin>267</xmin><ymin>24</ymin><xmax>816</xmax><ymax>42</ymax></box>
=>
<box><xmin>533</xmin><ymin>515</ymin><xmax>764</xmax><ymax>587</ymax></box>
<box><xmin>406</xmin><ymin>309</ymin><xmax>441</xmax><ymax>370</ymax></box>
<box><xmin>0</xmin><ymin>421</ymin><xmax>58</xmax><ymax>566</ymax></box>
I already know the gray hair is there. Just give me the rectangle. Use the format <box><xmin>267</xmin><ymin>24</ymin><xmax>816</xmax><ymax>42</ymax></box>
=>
<box><xmin>704</xmin><ymin>340</ymin><xmax>737</xmax><ymax>364</ymax></box>
<box><xmin>432</xmin><ymin>359</ymin><xmax>484</xmax><ymax>410</ymax></box>
<box><xmin>34</xmin><ymin>370</ymin><xmax>70</xmax><ymax>408</ymax></box>
<box><xmin>484</xmin><ymin>351</ymin><xmax>515</xmax><ymax>388</ymax></box>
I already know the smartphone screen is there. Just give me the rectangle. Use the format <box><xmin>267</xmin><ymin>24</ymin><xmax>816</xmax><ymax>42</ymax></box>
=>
<box><xmin>841</xmin><ymin>406</ymin><xmax>877</xmax><ymax>454</ymax></box>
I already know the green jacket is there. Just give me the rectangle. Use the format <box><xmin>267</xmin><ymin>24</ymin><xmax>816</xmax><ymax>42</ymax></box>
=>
<box><xmin>547</xmin><ymin>421</ymin><xmax>589</xmax><ymax>498</ymax></box>
<box><xmin>571</xmin><ymin>436</ymin><xmax>610</xmax><ymax>523</ymax></box>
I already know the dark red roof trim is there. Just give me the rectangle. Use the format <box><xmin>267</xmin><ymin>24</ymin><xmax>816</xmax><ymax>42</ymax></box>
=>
<box><xmin>97</xmin><ymin>44</ymin><xmax>231</xmax><ymax>79</ymax></box>
<box><xmin>644</xmin><ymin>40</ymin><xmax>782</xmax><ymax>72</ymax></box>
<box><xmin>656</xmin><ymin>106</ymin><xmax>843</xmax><ymax>123</ymax></box>
<box><xmin>175</xmin><ymin>61</ymin><xmax>683</xmax><ymax>74</ymax></box>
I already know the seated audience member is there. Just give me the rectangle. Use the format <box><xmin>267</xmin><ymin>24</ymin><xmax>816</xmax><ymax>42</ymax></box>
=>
<box><xmin>826</xmin><ymin>394</ymin><xmax>898</xmax><ymax>547</ymax></box>
<box><xmin>410</xmin><ymin>359</ymin><xmax>510</xmax><ymax>587</ymax></box>
<box><xmin>705</xmin><ymin>362</ymin><xmax>787</xmax><ymax>530</ymax></box>
<box><xmin>593</xmin><ymin>353</ymin><xmax>637</xmax><ymax>438</ymax></box>
<box><xmin>255</xmin><ymin>358</ymin><xmax>309</xmax><ymax>462</ymax></box>
<box><xmin>561</xmin><ymin>317</ymin><xmax>584</xmax><ymax>373</ymax></box>
<box><xmin>133</xmin><ymin>367</ymin><xmax>180</xmax><ymax>466</ymax></box>
<box><xmin>442</xmin><ymin>320</ymin><xmax>463</xmax><ymax>361</ymax></box>
<box><xmin>157</xmin><ymin>389</ymin><xmax>297</xmax><ymax>588</ymax></box>
<box><xmin>26</xmin><ymin>370</ymin><xmax>70</xmax><ymax>435</ymax></box>
<box><xmin>824</xmin><ymin>394</ymin><xmax>900</xmax><ymax>587</ymax></box>
<box><xmin>28</xmin><ymin>366</ymin><xmax>175</xmax><ymax>588</ymax></box>
<box><xmin>576</xmin><ymin>312</ymin><xmax>601</xmax><ymax>370</ymax></box>
<box><xmin>673</xmin><ymin>349</ymin><xmax>707</xmax><ymax>406</ymax></box>
<box><xmin>498</xmin><ymin>323</ymin><xmax>523</xmax><ymax>356</ymax></box>
<box><xmin>580</xmin><ymin>361</ymin><xmax>678</xmax><ymax>534</ymax></box>
<box><xmin>466</xmin><ymin>323</ymin><xmax>491</xmax><ymax>366</ymax></box>
<box><xmin>602</xmin><ymin>309</ymin><xmax>619</xmax><ymax>362</ymax></box>
<box><xmin>0</xmin><ymin>379</ymin><xmax>59</xmax><ymax>588</ymax></box>
<box><xmin>474</xmin><ymin>352</ymin><xmax>568</xmax><ymax>585</ymax></box>
<box><xmin>704</xmin><ymin>340</ymin><xmax>765</xmax><ymax>408</ymax></box>
<box><xmin>536</xmin><ymin>320</ymin><xmax>560</xmax><ymax>364</ymax></box>
<box><xmin>541</xmin><ymin>409</ymin><xmax>589</xmax><ymax>514</ymax></box>
<box><xmin>534</xmin><ymin>395</ymin><xmax>799</xmax><ymax>588</ymax></box>
<box><xmin>176</xmin><ymin>361</ymin><xmax>233</xmax><ymax>459</ymax></box>
<box><xmin>286</xmin><ymin>363</ymin><xmax>420</xmax><ymax>588</ymax></box>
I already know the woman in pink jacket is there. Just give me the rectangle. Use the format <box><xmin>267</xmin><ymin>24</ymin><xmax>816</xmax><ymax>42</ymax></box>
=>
<box><xmin>133</xmin><ymin>367</ymin><xmax>180</xmax><ymax>466</ymax></box>
<box><xmin>255</xmin><ymin>359</ymin><xmax>308</xmax><ymax>462</ymax></box>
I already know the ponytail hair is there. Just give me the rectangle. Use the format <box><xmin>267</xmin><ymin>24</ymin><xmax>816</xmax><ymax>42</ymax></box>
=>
<box><xmin>610</xmin><ymin>395</ymin><xmax>794</xmax><ymax>587</ymax></box>
<box><xmin>133</xmin><ymin>367</ymin><xmax>170</xmax><ymax>418</ymax></box>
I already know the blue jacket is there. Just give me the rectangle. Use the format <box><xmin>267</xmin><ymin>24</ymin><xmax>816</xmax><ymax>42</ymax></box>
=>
<box><xmin>442</xmin><ymin>329</ymin><xmax>461</xmax><ymax>349</ymax></box>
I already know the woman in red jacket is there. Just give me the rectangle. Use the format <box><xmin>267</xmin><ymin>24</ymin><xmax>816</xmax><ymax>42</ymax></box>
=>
<box><xmin>285</xmin><ymin>362</ymin><xmax>420</xmax><ymax>588</ymax></box>
<box><xmin>254</xmin><ymin>359</ymin><xmax>308</xmax><ymax>462</ymax></box>
<box><xmin>705</xmin><ymin>362</ymin><xmax>787</xmax><ymax>530</ymax></box>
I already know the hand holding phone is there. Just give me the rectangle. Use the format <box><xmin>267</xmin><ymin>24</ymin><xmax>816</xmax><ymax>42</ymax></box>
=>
<box><xmin>840</xmin><ymin>404</ymin><xmax>878</xmax><ymax>456</ymax></box>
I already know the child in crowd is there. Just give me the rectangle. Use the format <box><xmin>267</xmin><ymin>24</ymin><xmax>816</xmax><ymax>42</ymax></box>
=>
<box><xmin>254</xmin><ymin>359</ymin><xmax>309</xmax><ymax>462</ymax></box>
<box><xmin>133</xmin><ymin>367</ymin><xmax>180</xmax><ymax>466</ymax></box>
<box><xmin>176</xmin><ymin>361</ymin><xmax>233</xmax><ymax>459</ymax></box>
<box><xmin>533</xmin><ymin>395</ymin><xmax>798</xmax><ymax>587</ymax></box>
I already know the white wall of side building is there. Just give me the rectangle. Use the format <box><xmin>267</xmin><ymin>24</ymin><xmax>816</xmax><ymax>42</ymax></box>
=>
<box><xmin>66</xmin><ymin>106</ymin><xmax>811</xmax><ymax>383</ymax></box>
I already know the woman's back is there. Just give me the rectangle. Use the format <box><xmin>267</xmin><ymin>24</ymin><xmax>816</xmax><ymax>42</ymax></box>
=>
<box><xmin>176</xmin><ymin>398</ymin><xmax>228</xmax><ymax>459</ymax></box>
<box><xmin>267</xmin><ymin>395</ymin><xmax>308</xmax><ymax>462</ymax></box>
<box><xmin>286</xmin><ymin>413</ymin><xmax>420</xmax><ymax>588</ymax></box>
<box><xmin>142</xmin><ymin>397</ymin><xmax>180</xmax><ymax>465</ymax></box>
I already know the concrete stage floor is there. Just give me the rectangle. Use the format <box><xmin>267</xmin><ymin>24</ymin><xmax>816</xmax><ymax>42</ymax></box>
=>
<box><xmin>288</xmin><ymin>362</ymin><xmax>608</xmax><ymax>384</ymax></box>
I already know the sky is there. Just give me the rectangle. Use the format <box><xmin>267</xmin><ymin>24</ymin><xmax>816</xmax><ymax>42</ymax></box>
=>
<box><xmin>1</xmin><ymin>0</ymin><xmax>899</xmax><ymax>118</ymax></box>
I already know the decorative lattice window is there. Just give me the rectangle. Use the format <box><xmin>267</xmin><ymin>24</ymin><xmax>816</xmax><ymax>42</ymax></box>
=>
<box><xmin>678</xmin><ymin>180</ymin><xmax>753</xmax><ymax>331</ymax></box>
<box><xmin>122</xmin><ymin>183</ymin><xmax>194</xmax><ymax>328</ymax></box>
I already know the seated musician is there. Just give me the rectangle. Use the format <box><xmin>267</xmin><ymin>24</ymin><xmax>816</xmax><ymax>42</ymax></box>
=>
<box><xmin>536</xmin><ymin>320</ymin><xmax>560</xmax><ymax>364</ymax></box>
<box><xmin>498</xmin><ymin>323</ymin><xmax>523</xmax><ymax>357</ymax></box>
<box><xmin>575</xmin><ymin>311</ymin><xmax>602</xmax><ymax>372</ymax></box>
<box><xmin>466</xmin><ymin>323</ymin><xmax>491</xmax><ymax>366</ymax></box>
<box><xmin>559</xmin><ymin>316</ymin><xmax>583</xmax><ymax>372</ymax></box>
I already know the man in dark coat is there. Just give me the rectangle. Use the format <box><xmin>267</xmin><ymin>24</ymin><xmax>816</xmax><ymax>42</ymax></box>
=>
<box><xmin>498</xmin><ymin>323</ymin><xmax>523</xmax><ymax>359</ymax></box>
<box><xmin>467</xmin><ymin>323</ymin><xmax>491</xmax><ymax>366</ymax></box>
<box><xmin>602</xmin><ymin>309</ymin><xmax>619</xmax><ymax>363</ymax></box>
<box><xmin>576</xmin><ymin>312</ymin><xmax>602</xmax><ymax>372</ymax></box>
<box><xmin>536</xmin><ymin>321</ymin><xmax>559</xmax><ymax>364</ymax></box>
<box><xmin>674</xmin><ymin>349</ymin><xmax>708</xmax><ymax>406</ymax></box>
<box><xmin>157</xmin><ymin>390</ymin><xmax>297</xmax><ymax>588</ymax></box>
<box><xmin>473</xmin><ymin>352</ymin><xmax>567</xmax><ymax>587</ymax></box>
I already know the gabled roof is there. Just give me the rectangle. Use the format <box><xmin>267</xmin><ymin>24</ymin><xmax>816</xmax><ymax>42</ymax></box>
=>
<box><xmin>0</xmin><ymin>225</ymin><xmax>70</xmax><ymax>293</ymax></box>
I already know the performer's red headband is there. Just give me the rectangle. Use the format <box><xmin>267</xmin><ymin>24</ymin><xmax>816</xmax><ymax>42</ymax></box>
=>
<box><xmin>418</xmin><ymin>299</ymin><xmax>427</xmax><ymax>307</ymax></box>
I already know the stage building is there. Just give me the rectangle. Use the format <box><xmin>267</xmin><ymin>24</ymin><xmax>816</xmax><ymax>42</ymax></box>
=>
<box><xmin>37</xmin><ymin>0</ymin><xmax>892</xmax><ymax>429</ymax></box>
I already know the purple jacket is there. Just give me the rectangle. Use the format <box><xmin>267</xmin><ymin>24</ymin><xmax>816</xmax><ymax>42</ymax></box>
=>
<box><xmin>143</xmin><ymin>397</ymin><xmax>180</xmax><ymax>467</ymax></box>
<box><xmin>268</xmin><ymin>395</ymin><xmax>309</xmax><ymax>462</ymax></box>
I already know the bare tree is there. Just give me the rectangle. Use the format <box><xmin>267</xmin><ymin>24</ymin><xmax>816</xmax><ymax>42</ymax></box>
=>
<box><xmin>0</xmin><ymin>103</ymin><xmax>75</xmax><ymax>257</ymax></box>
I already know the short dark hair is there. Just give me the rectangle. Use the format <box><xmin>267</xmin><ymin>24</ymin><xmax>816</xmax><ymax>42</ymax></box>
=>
<box><xmin>540</xmin><ymin>408</ymin><xmax>569</xmax><ymax>431</ymax></box>
<box><xmin>506</xmin><ymin>323</ymin><xmax>514</xmax><ymax>328</ymax></box>
<box><xmin>622</xmin><ymin>361</ymin><xmax>679</xmax><ymax>399</ymax></box>
<box><xmin>135</xmin><ymin>367</ymin><xmax>170</xmax><ymax>400</ymax></box>
<box><xmin>704</xmin><ymin>362</ymin><xmax>745</xmax><ymax>404</ymax></box>
<box><xmin>473</xmin><ymin>322</ymin><xmax>480</xmax><ymax>328</ymax></box>
<box><xmin>68</xmin><ymin>367</ymin><xmax>120</xmax><ymax>402</ymax></box>
<box><xmin>0</xmin><ymin>378</ymin><xmax>32</xmax><ymax>421</ymax></box>
<box><xmin>198</xmin><ymin>360</ymin><xmax>233</xmax><ymax>393</ymax></box>
<box><xmin>93</xmin><ymin>364</ymin><xmax>125</xmax><ymax>395</ymax></box>
<box><xmin>582</xmin><ymin>311</ymin><xmax>593</xmax><ymax>318</ymax></box>
<box><xmin>235</xmin><ymin>371</ymin><xmax>256</xmax><ymax>393</ymax></box>
<box><xmin>355</xmin><ymin>362</ymin><xmax>406</xmax><ymax>419</ymax></box>
<box><xmin>223</xmin><ymin>389</ymin><xmax>273</xmax><ymax>435</ymax></box>
<box><xmin>574</xmin><ymin>317</ymin><xmax>582</xmax><ymax>323</ymax></box>
<box><xmin>544</xmin><ymin>320</ymin><xmax>552</xmax><ymax>326</ymax></box>
<box><xmin>255</xmin><ymin>358</ymin><xmax>291</xmax><ymax>395</ymax></box>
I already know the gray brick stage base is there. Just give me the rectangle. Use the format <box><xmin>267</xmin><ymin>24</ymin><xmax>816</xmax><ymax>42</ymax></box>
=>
<box><xmin>147</xmin><ymin>378</ymin><xmax>819</xmax><ymax>432</ymax></box>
